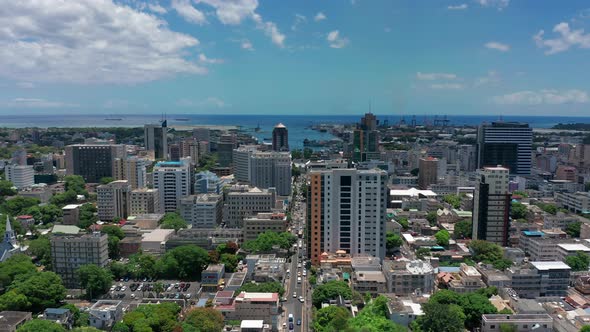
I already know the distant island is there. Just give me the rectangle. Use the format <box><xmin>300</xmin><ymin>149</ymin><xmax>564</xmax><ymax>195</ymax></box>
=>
<box><xmin>552</xmin><ymin>123</ymin><xmax>590</xmax><ymax>131</ymax></box>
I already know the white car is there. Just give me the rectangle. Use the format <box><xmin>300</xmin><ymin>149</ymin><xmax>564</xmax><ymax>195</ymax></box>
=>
<box><xmin>121</xmin><ymin>286</ymin><xmax>126</xmax><ymax>291</ymax></box>
<box><xmin>293</xmin><ymin>292</ymin><xmax>297</xmax><ymax>298</ymax></box>
<box><xmin>299</xmin><ymin>296</ymin><xmax>305</xmax><ymax>303</ymax></box>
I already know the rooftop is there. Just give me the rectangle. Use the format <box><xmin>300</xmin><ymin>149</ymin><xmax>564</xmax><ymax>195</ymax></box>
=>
<box><xmin>531</xmin><ymin>261</ymin><xmax>571</xmax><ymax>271</ymax></box>
<box><xmin>142</xmin><ymin>229</ymin><xmax>174</xmax><ymax>242</ymax></box>
<box><xmin>51</xmin><ymin>225</ymin><xmax>81</xmax><ymax>234</ymax></box>
<box><xmin>235</xmin><ymin>292</ymin><xmax>279</xmax><ymax>303</ymax></box>
<box><xmin>90</xmin><ymin>300</ymin><xmax>121</xmax><ymax>311</ymax></box>
<box><xmin>390</xmin><ymin>188</ymin><xmax>437</xmax><ymax>197</ymax></box>
<box><xmin>241</xmin><ymin>320</ymin><xmax>265</xmax><ymax>328</ymax></box>
<box><xmin>558</xmin><ymin>243</ymin><xmax>590</xmax><ymax>252</ymax></box>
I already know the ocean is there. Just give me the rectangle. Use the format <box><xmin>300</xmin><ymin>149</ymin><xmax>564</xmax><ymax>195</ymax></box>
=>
<box><xmin>0</xmin><ymin>114</ymin><xmax>588</xmax><ymax>149</ymax></box>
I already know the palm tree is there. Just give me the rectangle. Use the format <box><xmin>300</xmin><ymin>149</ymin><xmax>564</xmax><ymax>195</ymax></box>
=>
<box><xmin>154</xmin><ymin>281</ymin><xmax>164</xmax><ymax>298</ymax></box>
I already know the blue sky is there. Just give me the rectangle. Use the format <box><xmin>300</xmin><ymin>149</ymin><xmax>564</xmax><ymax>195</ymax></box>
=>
<box><xmin>0</xmin><ymin>0</ymin><xmax>589</xmax><ymax>116</ymax></box>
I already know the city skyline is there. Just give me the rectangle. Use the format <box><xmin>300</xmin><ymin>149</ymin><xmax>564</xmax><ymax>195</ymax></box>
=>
<box><xmin>0</xmin><ymin>0</ymin><xmax>589</xmax><ymax>116</ymax></box>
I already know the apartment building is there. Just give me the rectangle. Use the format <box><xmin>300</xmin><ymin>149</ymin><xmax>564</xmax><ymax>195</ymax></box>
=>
<box><xmin>384</xmin><ymin>260</ymin><xmax>435</xmax><ymax>296</ymax></box>
<box><xmin>5</xmin><ymin>164</ymin><xmax>34</xmax><ymax>189</ymax></box>
<box><xmin>179</xmin><ymin>194</ymin><xmax>223</xmax><ymax>228</ymax></box>
<box><xmin>152</xmin><ymin>159</ymin><xmax>192</xmax><ymax>213</ymax></box>
<box><xmin>130</xmin><ymin>188</ymin><xmax>160</xmax><ymax>215</ymax></box>
<box><xmin>472</xmin><ymin>166</ymin><xmax>511</xmax><ymax>246</ymax></box>
<box><xmin>97</xmin><ymin>180</ymin><xmax>131</xmax><ymax>221</ymax></box>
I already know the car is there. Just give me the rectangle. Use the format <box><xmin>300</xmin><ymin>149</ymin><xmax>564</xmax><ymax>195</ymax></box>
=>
<box><xmin>297</xmin><ymin>277</ymin><xmax>302</xmax><ymax>284</ymax></box>
<box><xmin>293</xmin><ymin>292</ymin><xmax>297</xmax><ymax>298</ymax></box>
<box><xmin>289</xmin><ymin>322</ymin><xmax>294</xmax><ymax>331</ymax></box>
<box><xmin>297</xmin><ymin>319</ymin><xmax>301</xmax><ymax>326</ymax></box>
<box><xmin>299</xmin><ymin>296</ymin><xmax>304</xmax><ymax>303</ymax></box>
<box><xmin>115</xmin><ymin>286</ymin><xmax>121</xmax><ymax>291</ymax></box>
<box><xmin>121</xmin><ymin>286</ymin><xmax>127</xmax><ymax>291</ymax></box>
<box><xmin>297</xmin><ymin>271</ymin><xmax>301</xmax><ymax>277</ymax></box>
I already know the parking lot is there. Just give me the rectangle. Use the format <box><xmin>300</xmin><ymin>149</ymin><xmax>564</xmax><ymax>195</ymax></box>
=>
<box><xmin>105</xmin><ymin>279</ymin><xmax>201</xmax><ymax>304</ymax></box>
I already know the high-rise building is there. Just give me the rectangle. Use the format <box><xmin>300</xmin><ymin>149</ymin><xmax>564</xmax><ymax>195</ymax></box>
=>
<box><xmin>418</xmin><ymin>157</ymin><xmax>439</xmax><ymax>189</ymax></box>
<box><xmin>144</xmin><ymin>121</ymin><xmax>168</xmax><ymax>160</ymax></box>
<box><xmin>51</xmin><ymin>232</ymin><xmax>108</xmax><ymax>288</ymax></box>
<box><xmin>130</xmin><ymin>188</ymin><xmax>160</xmax><ymax>215</ymax></box>
<box><xmin>113</xmin><ymin>157</ymin><xmax>148</xmax><ymax>189</ymax></box>
<box><xmin>168</xmin><ymin>143</ymin><xmax>181</xmax><ymax>161</ymax></box>
<box><xmin>472</xmin><ymin>166</ymin><xmax>511</xmax><ymax>246</ymax></box>
<box><xmin>352</xmin><ymin>113</ymin><xmax>380</xmax><ymax>162</ymax></box>
<box><xmin>249</xmin><ymin>151</ymin><xmax>292</xmax><ymax>196</ymax></box>
<box><xmin>152</xmin><ymin>159</ymin><xmax>192</xmax><ymax>212</ymax></box>
<box><xmin>233</xmin><ymin>145</ymin><xmax>258</xmax><ymax>182</ymax></box>
<box><xmin>97</xmin><ymin>180</ymin><xmax>131</xmax><ymax>221</ymax></box>
<box><xmin>307</xmin><ymin>168</ymin><xmax>388</xmax><ymax>265</ymax></box>
<box><xmin>225</xmin><ymin>185</ymin><xmax>276</xmax><ymax>228</ymax></box>
<box><xmin>5</xmin><ymin>164</ymin><xmax>34</xmax><ymax>189</ymax></box>
<box><xmin>194</xmin><ymin>171</ymin><xmax>222</xmax><ymax>194</ymax></box>
<box><xmin>272</xmin><ymin>123</ymin><xmax>289</xmax><ymax>151</ymax></box>
<box><xmin>179</xmin><ymin>194</ymin><xmax>223</xmax><ymax>228</ymax></box>
<box><xmin>65</xmin><ymin>144</ymin><xmax>126</xmax><ymax>183</ymax></box>
<box><xmin>217</xmin><ymin>141</ymin><xmax>236</xmax><ymax>167</ymax></box>
<box><xmin>477</xmin><ymin>122</ymin><xmax>532</xmax><ymax>175</ymax></box>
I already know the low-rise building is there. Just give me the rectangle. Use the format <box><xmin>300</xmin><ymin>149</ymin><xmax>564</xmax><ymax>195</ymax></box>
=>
<box><xmin>448</xmin><ymin>263</ymin><xmax>487</xmax><ymax>294</ymax></box>
<box><xmin>384</xmin><ymin>260</ymin><xmax>435</xmax><ymax>296</ymax></box>
<box><xmin>0</xmin><ymin>311</ymin><xmax>32</xmax><ymax>332</ymax></box>
<box><xmin>481</xmin><ymin>314</ymin><xmax>553</xmax><ymax>332</ymax></box>
<box><xmin>556</xmin><ymin>243</ymin><xmax>590</xmax><ymax>262</ymax></box>
<box><xmin>243</xmin><ymin>212</ymin><xmax>287</xmax><ymax>242</ymax></box>
<box><xmin>141</xmin><ymin>229</ymin><xmax>174</xmax><ymax>256</ymax></box>
<box><xmin>43</xmin><ymin>308</ymin><xmax>73</xmax><ymax>329</ymax></box>
<box><xmin>352</xmin><ymin>270</ymin><xmax>387</xmax><ymax>295</ymax></box>
<box><xmin>165</xmin><ymin>228</ymin><xmax>243</xmax><ymax>250</ymax></box>
<box><xmin>556</xmin><ymin>191</ymin><xmax>590</xmax><ymax>214</ymax></box>
<box><xmin>507</xmin><ymin>261</ymin><xmax>571</xmax><ymax>299</ymax></box>
<box><xmin>224</xmin><ymin>292</ymin><xmax>279</xmax><ymax>331</ymax></box>
<box><xmin>202</xmin><ymin>264</ymin><xmax>225</xmax><ymax>290</ymax></box>
<box><xmin>62</xmin><ymin>204</ymin><xmax>80</xmax><ymax>225</ymax></box>
<box><xmin>245</xmin><ymin>254</ymin><xmax>286</xmax><ymax>283</ymax></box>
<box><xmin>89</xmin><ymin>300</ymin><xmax>123</xmax><ymax>330</ymax></box>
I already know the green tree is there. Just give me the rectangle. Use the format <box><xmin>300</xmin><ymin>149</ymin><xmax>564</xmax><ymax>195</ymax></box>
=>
<box><xmin>348</xmin><ymin>296</ymin><xmax>406</xmax><ymax>332</ymax></box>
<box><xmin>539</xmin><ymin>203</ymin><xmax>557</xmax><ymax>215</ymax></box>
<box><xmin>462</xmin><ymin>292</ymin><xmax>498</xmax><ymax>329</ymax></box>
<box><xmin>0</xmin><ymin>180</ymin><xmax>17</xmax><ymax>197</ymax></box>
<box><xmin>72</xmin><ymin>327</ymin><xmax>102</xmax><ymax>332</ymax></box>
<box><xmin>313</xmin><ymin>306</ymin><xmax>351</xmax><ymax>332</ymax></box>
<box><xmin>64</xmin><ymin>175</ymin><xmax>87</xmax><ymax>195</ymax></box>
<box><xmin>565</xmin><ymin>251</ymin><xmax>590</xmax><ymax>271</ymax></box>
<box><xmin>102</xmin><ymin>225</ymin><xmax>125</xmax><ymax>259</ymax></box>
<box><xmin>500</xmin><ymin>323</ymin><xmax>518</xmax><ymax>332</ymax></box>
<box><xmin>220</xmin><ymin>253</ymin><xmax>238</xmax><ymax>273</ymax></box>
<box><xmin>216</xmin><ymin>241</ymin><xmax>239</xmax><ymax>255</ymax></box>
<box><xmin>443</xmin><ymin>194</ymin><xmax>461</xmax><ymax>209</ymax></box>
<box><xmin>416</xmin><ymin>247</ymin><xmax>431</xmax><ymax>260</ymax></box>
<box><xmin>28</xmin><ymin>236</ymin><xmax>52</xmax><ymax>268</ymax></box>
<box><xmin>1</xmin><ymin>196</ymin><xmax>40</xmax><ymax>216</ymax></box>
<box><xmin>99</xmin><ymin>177</ymin><xmax>114</xmax><ymax>184</ymax></box>
<box><xmin>434</xmin><ymin>230</ymin><xmax>450</xmax><ymax>247</ymax></box>
<box><xmin>0</xmin><ymin>254</ymin><xmax>37</xmax><ymax>289</ymax></box>
<box><xmin>120</xmin><ymin>302</ymin><xmax>181</xmax><ymax>332</ymax></box>
<box><xmin>426</xmin><ymin>211</ymin><xmax>437</xmax><ymax>226</ymax></box>
<box><xmin>566</xmin><ymin>222</ymin><xmax>581</xmax><ymax>238</ymax></box>
<box><xmin>512</xmin><ymin>190</ymin><xmax>529</xmax><ymax>198</ymax></box>
<box><xmin>157</xmin><ymin>245</ymin><xmax>210</xmax><ymax>280</ymax></box>
<box><xmin>78</xmin><ymin>203</ymin><xmax>98</xmax><ymax>229</ymax></box>
<box><xmin>159</xmin><ymin>212</ymin><xmax>188</xmax><ymax>231</ymax></box>
<box><xmin>184</xmin><ymin>307</ymin><xmax>224</xmax><ymax>332</ymax></box>
<box><xmin>397</xmin><ymin>217</ymin><xmax>409</xmax><ymax>230</ymax></box>
<box><xmin>17</xmin><ymin>320</ymin><xmax>65</xmax><ymax>332</ymax></box>
<box><xmin>0</xmin><ymin>290</ymin><xmax>31</xmax><ymax>311</ymax></box>
<box><xmin>101</xmin><ymin>225</ymin><xmax>125</xmax><ymax>239</ymax></box>
<box><xmin>108</xmin><ymin>261</ymin><xmax>129</xmax><ymax>280</ymax></box>
<box><xmin>415</xmin><ymin>302</ymin><xmax>465</xmax><ymax>332</ymax></box>
<box><xmin>9</xmin><ymin>271</ymin><xmax>66</xmax><ymax>313</ymax></box>
<box><xmin>238</xmin><ymin>281</ymin><xmax>285</xmax><ymax>296</ymax></box>
<box><xmin>312</xmin><ymin>280</ymin><xmax>352</xmax><ymax>308</ymax></box>
<box><xmin>511</xmin><ymin>202</ymin><xmax>528</xmax><ymax>220</ymax></box>
<box><xmin>410</xmin><ymin>168</ymin><xmax>419</xmax><ymax>176</ymax></box>
<box><xmin>242</xmin><ymin>231</ymin><xmax>297</xmax><ymax>253</ymax></box>
<box><xmin>50</xmin><ymin>190</ymin><xmax>78</xmax><ymax>206</ymax></box>
<box><xmin>469</xmin><ymin>240</ymin><xmax>503</xmax><ymax>263</ymax></box>
<box><xmin>580</xmin><ymin>326</ymin><xmax>590</xmax><ymax>332</ymax></box>
<box><xmin>386</xmin><ymin>232</ymin><xmax>402</xmax><ymax>253</ymax></box>
<box><xmin>76</xmin><ymin>264</ymin><xmax>113</xmax><ymax>300</ymax></box>
<box><xmin>454</xmin><ymin>220</ymin><xmax>472</xmax><ymax>239</ymax></box>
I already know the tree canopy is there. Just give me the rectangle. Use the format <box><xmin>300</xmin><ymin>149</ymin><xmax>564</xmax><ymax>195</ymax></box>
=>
<box><xmin>183</xmin><ymin>307</ymin><xmax>224</xmax><ymax>332</ymax></box>
<box><xmin>435</xmin><ymin>230</ymin><xmax>450</xmax><ymax>247</ymax></box>
<box><xmin>156</xmin><ymin>245</ymin><xmax>210</xmax><ymax>280</ymax></box>
<box><xmin>454</xmin><ymin>220</ymin><xmax>472</xmax><ymax>239</ymax></box>
<box><xmin>426</xmin><ymin>212</ymin><xmax>437</xmax><ymax>226</ymax></box>
<box><xmin>566</xmin><ymin>222</ymin><xmax>581</xmax><ymax>238</ymax></box>
<box><xmin>348</xmin><ymin>296</ymin><xmax>407</xmax><ymax>332</ymax></box>
<box><xmin>565</xmin><ymin>251</ymin><xmax>590</xmax><ymax>271</ymax></box>
<box><xmin>468</xmin><ymin>240</ymin><xmax>512</xmax><ymax>269</ymax></box>
<box><xmin>511</xmin><ymin>202</ymin><xmax>528</xmax><ymax>220</ymax></box>
<box><xmin>159</xmin><ymin>212</ymin><xmax>188</xmax><ymax>231</ymax></box>
<box><xmin>237</xmin><ymin>281</ymin><xmax>285</xmax><ymax>296</ymax></box>
<box><xmin>7</xmin><ymin>271</ymin><xmax>66</xmax><ymax>313</ymax></box>
<box><xmin>386</xmin><ymin>232</ymin><xmax>402</xmax><ymax>253</ymax></box>
<box><xmin>312</xmin><ymin>280</ymin><xmax>352</xmax><ymax>308</ymax></box>
<box><xmin>313</xmin><ymin>306</ymin><xmax>351</xmax><ymax>332</ymax></box>
<box><xmin>77</xmin><ymin>264</ymin><xmax>113</xmax><ymax>300</ymax></box>
<box><xmin>119</xmin><ymin>302</ymin><xmax>181</xmax><ymax>332</ymax></box>
<box><xmin>17</xmin><ymin>320</ymin><xmax>65</xmax><ymax>332</ymax></box>
<box><xmin>443</xmin><ymin>194</ymin><xmax>461</xmax><ymax>209</ymax></box>
<box><xmin>242</xmin><ymin>231</ymin><xmax>297</xmax><ymax>253</ymax></box>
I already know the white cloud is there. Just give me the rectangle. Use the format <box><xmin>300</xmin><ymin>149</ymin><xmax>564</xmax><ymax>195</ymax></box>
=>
<box><xmin>177</xmin><ymin>97</ymin><xmax>229</xmax><ymax>108</ymax></box>
<box><xmin>475</xmin><ymin>70</ymin><xmax>500</xmax><ymax>86</ymax></box>
<box><xmin>485</xmin><ymin>41</ymin><xmax>510</xmax><ymax>52</ymax></box>
<box><xmin>448</xmin><ymin>4</ymin><xmax>468</xmax><ymax>10</ymax></box>
<box><xmin>241</xmin><ymin>39</ymin><xmax>254</xmax><ymax>50</ymax></box>
<box><xmin>291</xmin><ymin>14</ymin><xmax>307</xmax><ymax>31</ymax></box>
<box><xmin>148</xmin><ymin>3</ymin><xmax>167</xmax><ymax>14</ymax></box>
<box><xmin>430</xmin><ymin>83</ymin><xmax>464</xmax><ymax>90</ymax></box>
<box><xmin>197</xmin><ymin>0</ymin><xmax>285</xmax><ymax>47</ymax></box>
<box><xmin>416</xmin><ymin>72</ymin><xmax>458</xmax><ymax>80</ymax></box>
<box><xmin>3</xmin><ymin>98</ymin><xmax>78</xmax><ymax>108</ymax></box>
<box><xmin>314</xmin><ymin>12</ymin><xmax>327</xmax><ymax>22</ymax></box>
<box><xmin>476</xmin><ymin>0</ymin><xmax>509</xmax><ymax>10</ymax></box>
<box><xmin>198</xmin><ymin>53</ymin><xmax>224</xmax><ymax>64</ymax></box>
<box><xmin>492</xmin><ymin>89</ymin><xmax>589</xmax><ymax>105</ymax></box>
<box><xmin>534</xmin><ymin>22</ymin><xmax>590</xmax><ymax>55</ymax></box>
<box><xmin>327</xmin><ymin>30</ymin><xmax>350</xmax><ymax>49</ymax></box>
<box><xmin>0</xmin><ymin>0</ymin><xmax>204</xmax><ymax>84</ymax></box>
<box><xmin>172</xmin><ymin>0</ymin><xmax>206</xmax><ymax>24</ymax></box>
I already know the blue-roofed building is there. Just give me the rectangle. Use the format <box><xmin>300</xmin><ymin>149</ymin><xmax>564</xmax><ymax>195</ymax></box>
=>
<box><xmin>43</xmin><ymin>308</ymin><xmax>73</xmax><ymax>329</ymax></box>
<box><xmin>194</xmin><ymin>171</ymin><xmax>222</xmax><ymax>195</ymax></box>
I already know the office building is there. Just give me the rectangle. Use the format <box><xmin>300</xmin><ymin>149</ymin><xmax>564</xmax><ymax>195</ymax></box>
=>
<box><xmin>217</xmin><ymin>141</ymin><xmax>235</xmax><ymax>168</ymax></box>
<box><xmin>113</xmin><ymin>157</ymin><xmax>147</xmax><ymax>189</ymax></box>
<box><xmin>51</xmin><ymin>232</ymin><xmax>109</xmax><ymax>288</ymax></box>
<box><xmin>352</xmin><ymin>113</ymin><xmax>380</xmax><ymax>162</ymax></box>
<box><xmin>233</xmin><ymin>145</ymin><xmax>258</xmax><ymax>182</ymax></box>
<box><xmin>308</xmin><ymin>168</ymin><xmax>387</xmax><ymax>265</ymax></box>
<box><xmin>418</xmin><ymin>157</ymin><xmax>439</xmax><ymax>189</ymax></box>
<box><xmin>507</xmin><ymin>261</ymin><xmax>571</xmax><ymax>298</ymax></box>
<box><xmin>225</xmin><ymin>185</ymin><xmax>276</xmax><ymax>228</ymax></box>
<box><xmin>477</xmin><ymin>122</ymin><xmax>533</xmax><ymax>175</ymax></box>
<box><xmin>65</xmin><ymin>144</ymin><xmax>126</xmax><ymax>183</ymax></box>
<box><xmin>272</xmin><ymin>123</ymin><xmax>289</xmax><ymax>151</ymax></box>
<box><xmin>179</xmin><ymin>194</ymin><xmax>223</xmax><ymax>228</ymax></box>
<box><xmin>249</xmin><ymin>151</ymin><xmax>292</xmax><ymax>196</ymax></box>
<box><xmin>243</xmin><ymin>212</ymin><xmax>287</xmax><ymax>241</ymax></box>
<box><xmin>144</xmin><ymin>121</ymin><xmax>168</xmax><ymax>160</ymax></box>
<box><xmin>194</xmin><ymin>171</ymin><xmax>222</xmax><ymax>194</ymax></box>
<box><xmin>472</xmin><ymin>167</ymin><xmax>510</xmax><ymax>246</ymax></box>
<box><xmin>97</xmin><ymin>180</ymin><xmax>131</xmax><ymax>221</ymax></box>
<box><xmin>5</xmin><ymin>164</ymin><xmax>34</xmax><ymax>189</ymax></box>
<box><xmin>152</xmin><ymin>159</ymin><xmax>192</xmax><ymax>213</ymax></box>
<box><xmin>130</xmin><ymin>188</ymin><xmax>160</xmax><ymax>215</ymax></box>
